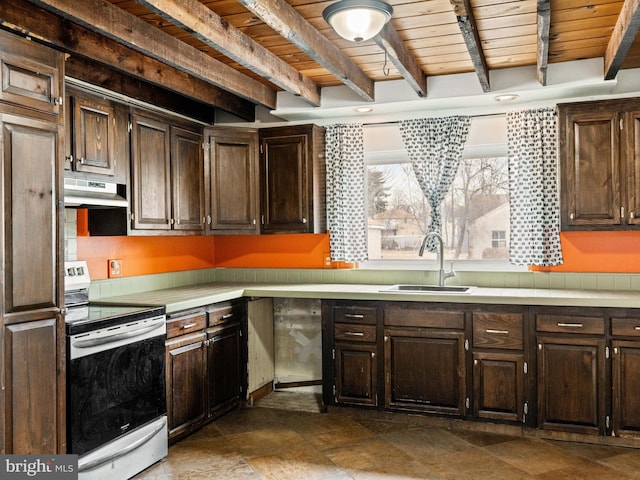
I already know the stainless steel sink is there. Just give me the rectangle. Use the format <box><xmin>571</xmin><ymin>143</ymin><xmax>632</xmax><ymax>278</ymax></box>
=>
<box><xmin>382</xmin><ymin>284</ymin><xmax>475</xmax><ymax>293</ymax></box>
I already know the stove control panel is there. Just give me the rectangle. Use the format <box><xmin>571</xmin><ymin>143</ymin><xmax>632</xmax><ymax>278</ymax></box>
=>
<box><xmin>64</xmin><ymin>260</ymin><xmax>91</xmax><ymax>292</ymax></box>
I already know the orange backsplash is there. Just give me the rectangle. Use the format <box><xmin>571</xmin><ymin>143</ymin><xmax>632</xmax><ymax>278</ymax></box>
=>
<box><xmin>533</xmin><ymin>231</ymin><xmax>640</xmax><ymax>273</ymax></box>
<box><xmin>77</xmin><ymin>210</ymin><xmax>640</xmax><ymax>279</ymax></box>
<box><xmin>77</xmin><ymin>209</ymin><xmax>336</xmax><ymax>279</ymax></box>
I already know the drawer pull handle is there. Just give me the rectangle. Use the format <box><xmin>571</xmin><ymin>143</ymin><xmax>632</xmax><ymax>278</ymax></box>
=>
<box><xmin>557</xmin><ymin>322</ymin><xmax>583</xmax><ymax>328</ymax></box>
<box><xmin>486</xmin><ymin>329</ymin><xmax>509</xmax><ymax>335</ymax></box>
<box><xmin>221</xmin><ymin>313</ymin><xmax>234</xmax><ymax>320</ymax></box>
<box><xmin>344</xmin><ymin>314</ymin><xmax>364</xmax><ymax>319</ymax></box>
<box><xmin>344</xmin><ymin>331</ymin><xmax>364</xmax><ymax>337</ymax></box>
<box><xmin>635</xmin><ymin>327</ymin><xmax>640</xmax><ymax>331</ymax></box>
<box><xmin>181</xmin><ymin>323</ymin><xmax>197</xmax><ymax>329</ymax></box>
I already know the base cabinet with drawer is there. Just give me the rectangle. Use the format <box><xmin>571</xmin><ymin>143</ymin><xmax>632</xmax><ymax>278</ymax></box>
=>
<box><xmin>611</xmin><ymin>316</ymin><xmax>640</xmax><ymax>437</ymax></box>
<box><xmin>535</xmin><ymin>309</ymin><xmax>607</xmax><ymax>436</ymax></box>
<box><xmin>322</xmin><ymin>302</ymin><xmax>382</xmax><ymax>408</ymax></box>
<box><xmin>323</xmin><ymin>300</ymin><xmax>640</xmax><ymax>443</ymax></box>
<box><xmin>166</xmin><ymin>301</ymin><xmax>247</xmax><ymax>442</ymax></box>
<box><xmin>384</xmin><ymin>305</ymin><xmax>467</xmax><ymax>416</ymax></box>
<box><xmin>471</xmin><ymin>308</ymin><xmax>529</xmax><ymax>424</ymax></box>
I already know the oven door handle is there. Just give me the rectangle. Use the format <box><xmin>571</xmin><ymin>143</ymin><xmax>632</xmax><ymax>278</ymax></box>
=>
<box><xmin>78</xmin><ymin>417</ymin><xmax>167</xmax><ymax>472</ymax></box>
<box><xmin>72</xmin><ymin>320</ymin><xmax>165</xmax><ymax>349</ymax></box>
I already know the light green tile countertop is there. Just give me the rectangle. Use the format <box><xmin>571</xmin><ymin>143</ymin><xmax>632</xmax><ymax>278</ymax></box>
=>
<box><xmin>95</xmin><ymin>282</ymin><xmax>640</xmax><ymax>313</ymax></box>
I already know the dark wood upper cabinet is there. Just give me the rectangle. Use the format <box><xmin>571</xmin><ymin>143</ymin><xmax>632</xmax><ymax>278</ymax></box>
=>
<box><xmin>259</xmin><ymin>124</ymin><xmax>326</xmax><ymax>234</ymax></box>
<box><xmin>0</xmin><ymin>30</ymin><xmax>63</xmax><ymax>118</ymax></box>
<box><xmin>130</xmin><ymin>113</ymin><xmax>172</xmax><ymax>231</ymax></box>
<box><xmin>130</xmin><ymin>111</ymin><xmax>204</xmax><ymax>234</ymax></box>
<box><xmin>0</xmin><ymin>29</ymin><xmax>64</xmax><ymax>454</ymax></box>
<box><xmin>1</xmin><ymin>113</ymin><xmax>60</xmax><ymax>314</ymax></box>
<box><xmin>71</xmin><ymin>94</ymin><xmax>116</xmax><ymax>175</ymax></box>
<box><xmin>204</xmin><ymin>127</ymin><xmax>259</xmax><ymax>234</ymax></box>
<box><xmin>171</xmin><ymin>127</ymin><xmax>204</xmax><ymax>231</ymax></box>
<box><xmin>559</xmin><ymin>98</ymin><xmax>640</xmax><ymax>230</ymax></box>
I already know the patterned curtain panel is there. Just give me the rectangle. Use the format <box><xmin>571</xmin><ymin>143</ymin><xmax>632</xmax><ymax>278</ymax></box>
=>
<box><xmin>399</xmin><ymin>116</ymin><xmax>471</xmax><ymax>252</ymax></box>
<box><xmin>325</xmin><ymin>123</ymin><xmax>368</xmax><ymax>262</ymax></box>
<box><xmin>507</xmin><ymin>107</ymin><xmax>563</xmax><ymax>266</ymax></box>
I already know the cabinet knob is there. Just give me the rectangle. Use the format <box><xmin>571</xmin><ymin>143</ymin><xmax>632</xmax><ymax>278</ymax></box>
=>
<box><xmin>569</xmin><ymin>212</ymin><xmax>575</xmax><ymax>220</ymax></box>
<box><xmin>631</xmin><ymin>211</ymin><xmax>636</xmax><ymax>220</ymax></box>
<box><xmin>302</xmin><ymin>217</ymin><xmax>307</xmax><ymax>224</ymax></box>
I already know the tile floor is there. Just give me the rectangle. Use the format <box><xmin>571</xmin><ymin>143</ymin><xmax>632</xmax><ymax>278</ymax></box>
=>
<box><xmin>134</xmin><ymin>392</ymin><xmax>640</xmax><ymax>479</ymax></box>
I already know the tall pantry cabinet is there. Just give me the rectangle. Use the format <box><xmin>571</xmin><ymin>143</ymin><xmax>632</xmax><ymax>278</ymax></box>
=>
<box><xmin>0</xmin><ymin>30</ymin><xmax>65</xmax><ymax>453</ymax></box>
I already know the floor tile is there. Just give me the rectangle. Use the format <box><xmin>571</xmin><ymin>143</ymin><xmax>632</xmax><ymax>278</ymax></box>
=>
<box><xmin>132</xmin><ymin>392</ymin><xmax>640</xmax><ymax>480</ymax></box>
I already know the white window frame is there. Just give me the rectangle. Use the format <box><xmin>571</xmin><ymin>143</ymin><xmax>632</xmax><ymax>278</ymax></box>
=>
<box><xmin>360</xmin><ymin>128</ymin><xmax>526</xmax><ymax>272</ymax></box>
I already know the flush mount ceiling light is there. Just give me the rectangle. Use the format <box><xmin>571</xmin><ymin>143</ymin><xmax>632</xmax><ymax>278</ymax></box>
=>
<box><xmin>323</xmin><ymin>0</ymin><xmax>393</xmax><ymax>43</ymax></box>
<box><xmin>355</xmin><ymin>106</ymin><xmax>373</xmax><ymax>113</ymax></box>
<box><xmin>494</xmin><ymin>94</ymin><xmax>519</xmax><ymax>102</ymax></box>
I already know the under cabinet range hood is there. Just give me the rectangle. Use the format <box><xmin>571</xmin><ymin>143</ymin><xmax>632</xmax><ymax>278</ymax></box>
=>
<box><xmin>64</xmin><ymin>178</ymin><xmax>128</xmax><ymax>208</ymax></box>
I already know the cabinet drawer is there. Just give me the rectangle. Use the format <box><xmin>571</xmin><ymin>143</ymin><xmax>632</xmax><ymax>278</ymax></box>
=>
<box><xmin>385</xmin><ymin>307</ymin><xmax>464</xmax><ymax>330</ymax></box>
<box><xmin>611</xmin><ymin>318</ymin><xmax>640</xmax><ymax>337</ymax></box>
<box><xmin>536</xmin><ymin>314</ymin><xmax>604</xmax><ymax>335</ymax></box>
<box><xmin>166</xmin><ymin>308</ymin><xmax>207</xmax><ymax>338</ymax></box>
<box><xmin>207</xmin><ymin>302</ymin><xmax>243</xmax><ymax>327</ymax></box>
<box><xmin>473</xmin><ymin>313</ymin><xmax>523</xmax><ymax>350</ymax></box>
<box><xmin>334</xmin><ymin>306</ymin><xmax>376</xmax><ymax>325</ymax></box>
<box><xmin>334</xmin><ymin>323</ymin><xmax>376</xmax><ymax>342</ymax></box>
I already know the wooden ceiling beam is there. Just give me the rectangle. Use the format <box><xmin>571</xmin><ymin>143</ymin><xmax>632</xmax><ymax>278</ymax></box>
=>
<box><xmin>0</xmin><ymin>0</ymin><xmax>255</xmax><ymax>120</ymax></box>
<box><xmin>537</xmin><ymin>0</ymin><xmax>551</xmax><ymax>86</ymax></box>
<box><xmin>450</xmin><ymin>0</ymin><xmax>490</xmax><ymax>92</ymax></box>
<box><xmin>135</xmin><ymin>0</ymin><xmax>321</xmax><ymax>106</ymax></box>
<box><xmin>604</xmin><ymin>0</ymin><xmax>640</xmax><ymax>80</ymax></box>
<box><xmin>374</xmin><ymin>23</ymin><xmax>427</xmax><ymax>98</ymax></box>
<box><xmin>237</xmin><ymin>0</ymin><xmax>375</xmax><ymax>102</ymax></box>
<box><xmin>26</xmin><ymin>0</ymin><xmax>277</xmax><ymax>108</ymax></box>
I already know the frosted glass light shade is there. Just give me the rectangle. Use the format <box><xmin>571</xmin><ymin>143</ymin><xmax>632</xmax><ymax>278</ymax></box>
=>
<box><xmin>323</xmin><ymin>0</ymin><xmax>393</xmax><ymax>42</ymax></box>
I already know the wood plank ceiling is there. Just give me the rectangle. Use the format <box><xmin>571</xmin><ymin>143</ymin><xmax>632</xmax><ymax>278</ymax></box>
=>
<box><xmin>18</xmin><ymin>0</ymin><xmax>640</xmax><ymax>111</ymax></box>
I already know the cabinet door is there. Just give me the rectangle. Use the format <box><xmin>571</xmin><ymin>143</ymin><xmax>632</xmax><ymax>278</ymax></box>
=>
<box><xmin>1</xmin><ymin>113</ymin><xmax>60</xmax><ymax>314</ymax></box>
<box><xmin>472</xmin><ymin>352</ymin><xmax>524</xmax><ymax>422</ymax></box>
<box><xmin>171</xmin><ymin>127</ymin><xmax>204</xmax><ymax>231</ymax></box>
<box><xmin>560</xmin><ymin>107</ymin><xmax>621</xmax><ymax>227</ymax></box>
<box><xmin>384</xmin><ymin>327</ymin><xmax>466</xmax><ymax>416</ymax></box>
<box><xmin>260</xmin><ymin>129</ymin><xmax>309</xmax><ymax>233</ymax></box>
<box><xmin>335</xmin><ymin>342</ymin><xmax>377</xmax><ymax>406</ymax></box>
<box><xmin>165</xmin><ymin>333</ymin><xmax>207</xmax><ymax>440</ymax></box>
<box><xmin>612</xmin><ymin>340</ymin><xmax>640</xmax><ymax>436</ymax></box>
<box><xmin>626</xmin><ymin>109</ymin><xmax>640</xmax><ymax>226</ymax></box>
<box><xmin>130</xmin><ymin>114</ymin><xmax>172</xmax><ymax>230</ymax></box>
<box><xmin>4</xmin><ymin>318</ymin><xmax>60</xmax><ymax>453</ymax></box>
<box><xmin>204</xmin><ymin>128</ymin><xmax>258</xmax><ymax>233</ymax></box>
<box><xmin>72</xmin><ymin>96</ymin><xmax>115</xmax><ymax>175</ymax></box>
<box><xmin>207</xmin><ymin>323</ymin><xmax>241</xmax><ymax>417</ymax></box>
<box><xmin>0</xmin><ymin>31</ymin><xmax>62</xmax><ymax>117</ymax></box>
<box><xmin>537</xmin><ymin>335</ymin><xmax>606</xmax><ymax>435</ymax></box>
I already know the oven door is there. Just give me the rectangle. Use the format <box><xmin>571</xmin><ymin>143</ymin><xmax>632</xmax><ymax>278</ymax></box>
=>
<box><xmin>67</xmin><ymin>316</ymin><xmax>167</xmax><ymax>456</ymax></box>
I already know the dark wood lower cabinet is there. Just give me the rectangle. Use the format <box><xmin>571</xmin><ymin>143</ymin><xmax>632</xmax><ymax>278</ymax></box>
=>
<box><xmin>166</xmin><ymin>301</ymin><xmax>246</xmax><ymax>442</ymax></box>
<box><xmin>4</xmin><ymin>318</ymin><xmax>61</xmax><ymax>454</ymax></box>
<box><xmin>384</xmin><ymin>327</ymin><xmax>466</xmax><ymax>415</ymax></box>
<box><xmin>537</xmin><ymin>335</ymin><xmax>606</xmax><ymax>435</ymax></box>
<box><xmin>612</xmin><ymin>340</ymin><xmax>640</xmax><ymax>436</ymax></box>
<box><xmin>165</xmin><ymin>332</ymin><xmax>207</xmax><ymax>440</ymax></box>
<box><xmin>334</xmin><ymin>342</ymin><xmax>377</xmax><ymax>406</ymax></box>
<box><xmin>472</xmin><ymin>352</ymin><xmax>524</xmax><ymax>422</ymax></box>
<box><xmin>207</xmin><ymin>322</ymin><xmax>242</xmax><ymax>416</ymax></box>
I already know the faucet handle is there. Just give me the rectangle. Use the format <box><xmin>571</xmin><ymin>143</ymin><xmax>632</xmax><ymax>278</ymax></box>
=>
<box><xmin>446</xmin><ymin>261</ymin><xmax>456</xmax><ymax>279</ymax></box>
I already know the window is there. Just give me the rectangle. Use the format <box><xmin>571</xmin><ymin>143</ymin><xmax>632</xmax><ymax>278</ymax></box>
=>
<box><xmin>492</xmin><ymin>231</ymin><xmax>507</xmax><ymax>249</ymax></box>
<box><xmin>362</xmin><ymin>119</ymin><xmax>523</xmax><ymax>271</ymax></box>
